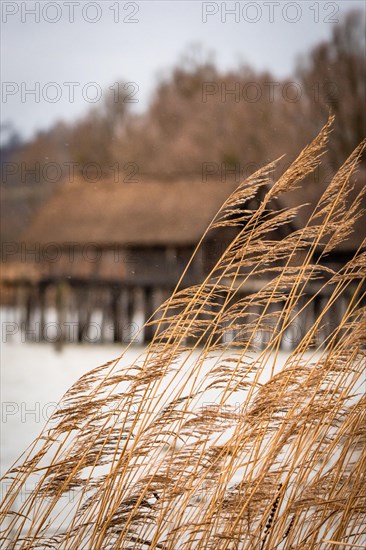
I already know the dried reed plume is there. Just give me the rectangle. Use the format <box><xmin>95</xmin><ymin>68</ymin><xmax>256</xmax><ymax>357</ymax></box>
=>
<box><xmin>1</xmin><ymin>118</ymin><xmax>365</xmax><ymax>549</ymax></box>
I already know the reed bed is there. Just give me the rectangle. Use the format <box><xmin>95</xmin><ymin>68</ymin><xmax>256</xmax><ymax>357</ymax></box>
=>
<box><xmin>1</xmin><ymin>118</ymin><xmax>365</xmax><ymax>549</ymax></box>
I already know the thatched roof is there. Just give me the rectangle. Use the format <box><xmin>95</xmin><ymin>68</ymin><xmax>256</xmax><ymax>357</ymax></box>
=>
<box><xmin>24</xmin><ymin>180</ymin><xmax>238</xmax><ymax>247</ymax></box>
<box><xmin>21</xmin><ymin>168</ymin><xmax>365</xmax><ymax>252</ymax></box>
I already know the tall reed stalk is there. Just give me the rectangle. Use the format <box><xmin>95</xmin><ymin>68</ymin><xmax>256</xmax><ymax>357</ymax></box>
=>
<box><xmin>1</xmin><ymin>118</ymin><xmax>365</xmax><ymax>549</ymax></box>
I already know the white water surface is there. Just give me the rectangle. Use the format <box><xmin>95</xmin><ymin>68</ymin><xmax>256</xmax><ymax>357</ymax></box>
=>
<box><xmin>1</xmin><ymin>342</ymin><xmax>322</xmax><ymax>476</ymax></box>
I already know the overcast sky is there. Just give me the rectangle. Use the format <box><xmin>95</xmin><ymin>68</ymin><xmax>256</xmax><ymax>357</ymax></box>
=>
<box><xmin>1</xmin><ymin>0</ymin><xmax>364</xmax><ymax>141</ymax></box>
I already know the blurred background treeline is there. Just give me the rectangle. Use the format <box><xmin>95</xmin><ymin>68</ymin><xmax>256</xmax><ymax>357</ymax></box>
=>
<box><xmin>1</xmin><ymin>10</ymin><xmax>365</xmax><ymax>244</ymax></box>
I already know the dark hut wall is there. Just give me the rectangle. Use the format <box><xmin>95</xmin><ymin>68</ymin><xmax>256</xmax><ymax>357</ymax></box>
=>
<box><xmin>1</xmin><ymin>241</ymin><xmax>358</xmax><ymax>347</ymax></box>
<box><xmin>1</xmin><ymin>244</ymin><xmax>197</xmax><ymax>345</ymax></box>
<box><xmin>17</xmin><ymin>245</ymin><xmax>198</xmax><ymax>285</ymax></box>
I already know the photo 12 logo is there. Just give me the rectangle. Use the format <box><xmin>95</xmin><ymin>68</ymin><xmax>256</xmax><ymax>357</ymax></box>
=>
<box><xmin>1</xmin><ymin>1</ymin><xmax>140</xmax><ymax>24</ymax></box>
<box><xmin>2</xmin><ymin>320</ymin><xmax>142</xmax><ymax>344</ymax></box>
<box><xmin>202</xmin><ymin>2</ymin><xmax>339</xmax><ymax>24</ymax></box>
<box><xmin>1</xmin><ymin>81</ymin><xmax>139</xmax><ymax>105</ymax></box>
<box><xmin>201</xmin><ymin>80</ymin><xmax>340</xmax><ymax>106</ymax></box>
<box><xmin>1</xmin><ymin>160</ymin><xmax>140</xmax><ymax>184</ymax></box>
<box><xmin>1</xmin><ymin>401</ymin><xmax>59</xmax><ymax>424</ymax></box>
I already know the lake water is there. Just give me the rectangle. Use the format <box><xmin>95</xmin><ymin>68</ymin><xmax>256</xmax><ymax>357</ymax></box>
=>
<box><xmin>1</xmin><ymin>342</ymin><xmax>140</xmax><ymax>477</ymax></box>
<box><xmin>1</xmin><ymin>342</ymin><xmax>295</xmax><ymax>476</ymax></box>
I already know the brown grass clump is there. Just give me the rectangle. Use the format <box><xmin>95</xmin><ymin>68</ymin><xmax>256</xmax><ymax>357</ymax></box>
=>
<box><xmin>1</xmin><ymin>118</ymin><xmax>365</xmax><ymax>549</ymax></box>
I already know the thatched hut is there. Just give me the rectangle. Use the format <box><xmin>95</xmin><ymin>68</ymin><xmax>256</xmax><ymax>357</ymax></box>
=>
<box><xmin>1</xmin><ymin>173</ymin><xmax>364</xmax><ymax>345</ymax></box>
<box><xmin>1</xmin><ymin>180</ymin><xmax>237</xmax><ymax>343</ymax></box>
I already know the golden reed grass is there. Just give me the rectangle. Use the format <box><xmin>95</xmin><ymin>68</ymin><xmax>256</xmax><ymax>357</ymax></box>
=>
<box><xmin>1</xmin><ymin>118</ymin><xmax>365</xmax><ymax>548</ymax></box>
